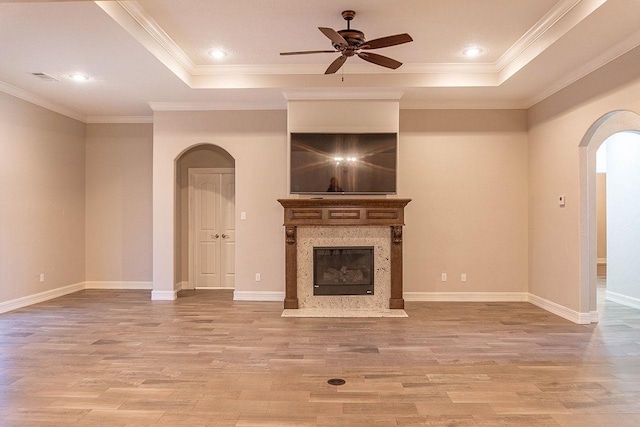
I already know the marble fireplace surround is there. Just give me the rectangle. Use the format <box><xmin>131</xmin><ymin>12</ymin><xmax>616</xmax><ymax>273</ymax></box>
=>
<box><xmin>278</xmin><ymin>198</ymin><xmax>411</xmax><ymax>311</ymax></box>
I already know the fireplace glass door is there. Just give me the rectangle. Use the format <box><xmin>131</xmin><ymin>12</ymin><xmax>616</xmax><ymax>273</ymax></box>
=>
<box><xmin>313</xmin><ymin>246</ymin><xmax>374</xmax><ymax>295</ymax></box>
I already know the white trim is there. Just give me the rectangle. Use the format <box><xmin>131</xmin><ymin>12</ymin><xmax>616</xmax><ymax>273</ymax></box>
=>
<box><xmin>195</xmin><ymin>287</ymin><xmax>235</xmax><ymax>290</ymax></box>
<box><xmin>590</xmin><ymin>310</ymin><xmax>599</xmax><ymax>323</ymax></box>
<box><xmin>86</xmin><ymin>116</ymin><xmax>153</xmax><ymax>124</ymax></box>
<box><xmin>527</xmin><ymin>293</ymin><xmax>592</xmax><ymax>324</ymax></box>
<box><xmin>0</xmin><ymin>80</ymin><xmax>86</xmax><ymax>122</ymax></box>
<box><xmin>606</xmin><ymin>290</ymin><xmax>640</xmax><ymax>310</ymax></box>
<box><xmin>283</xmin><ymin>89</ymin><xmax>405</xmax><ymax>101</ymax></box>
<box><xmin>95</xmin><ymin>1</ymin><xmax>192</xmax><ymax>86</ymax></box>
<box><xmin>149</xmin><ymin>101</ymin><xmax>286</xmax><ymax>111</ymax></box>
<box><xmin>177</xmin><ymin>281</ymin><xmax>190</xmax><ymax>291</ymax></box>
<box><xmin>84</xmin><ymin>281</ymin><xmax>152</xmax><ymax>290</ymax></box>
<box><xmin>403</xmin><ymin>292</ymin><xmax>528</xmax><ymax>302</ymax></box>
<box><xmin>496</xmin><ymin>0</ymin><xmax>584</xmax><ymax>72</ymax></box>
<box><xmin>233</xmin><ymin>291</ymin><xmax>285</xmax><ymax>302</ymax></box>
<box><xmin>151</xmin><ymin>290</ymin><xmax>178</xmax><ymax>301</ymax></box>
<box><xmin>0</xmin><ymin>282</ymin><xmax>85</xmax><ymax>315</ymax></box>
<box><xmin>524</xmin><ymin>26</ymin><xmax>640</xmax><ymax>108</ymax></box>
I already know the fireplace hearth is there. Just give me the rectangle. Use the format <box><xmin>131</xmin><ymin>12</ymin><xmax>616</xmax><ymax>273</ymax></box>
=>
<box><xmin>313</xmin><ymin>247</ymin><xmax>374</xmax><ymax>295</ymax></box>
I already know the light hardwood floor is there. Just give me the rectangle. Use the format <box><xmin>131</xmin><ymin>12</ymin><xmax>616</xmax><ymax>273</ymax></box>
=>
<box><xmin>1</xmin><ymin>289</ymin><xmax>640</xmax><ymax>426</ymax></box>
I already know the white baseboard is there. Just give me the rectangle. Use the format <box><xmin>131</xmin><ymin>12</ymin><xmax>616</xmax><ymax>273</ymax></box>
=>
<box><xmin>527</xmin><ymin>293</ymin><xmax>592</xmax><ymax>324</ymax></box>
<box><xmin>606</xmin><ymin>290</ymin><xmax>640</xmax><ymax>310</ymax></box>
<box><xmin>403</xmin><ymin>292</ymin><xmax>529</xmax><ymax>302</ymax></box>
<box><xmin>233</xmin><ymin>291</ymin><xmax>285</xmax><ymax>302</ymax></box>
<box><xmin>151</xmin><ymin>290</ymin><xmax>178</xmax><ymax>301</ymax></box>
<box><xmin>404</xmin><ymin>292</ymin><xmax>594</xmax><ymax>325</ymax></box>
<box><xmin>177</xmin><ymin>281</ymin><xmax>190</xmax><ymax>291</ymax></box>
<box><xmin>85</xmin><ymin>281</ymin><xmax>153</xmax><ymax>290</ymax></box>
<box><xmin>0</xmin><ymin>282</ymin><xmax>85</xmax><ymax>315</ymax></box>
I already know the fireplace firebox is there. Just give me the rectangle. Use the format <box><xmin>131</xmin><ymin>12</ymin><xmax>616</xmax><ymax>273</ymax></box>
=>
<box><xmin>313</xmin><ymin>246</ymin><xmax>374</xmax><ymax>295</ymax></box>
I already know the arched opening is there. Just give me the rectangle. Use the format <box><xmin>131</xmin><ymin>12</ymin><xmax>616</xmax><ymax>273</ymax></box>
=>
<box><xmin>579</xmin><ymin>110</ymin><xmax>640</xmax><ymax>320</ymax></box>
<box><xmin>174</xmin><ymin>144</ymin><xmax>235</xmax><ymax>293</ymax></box>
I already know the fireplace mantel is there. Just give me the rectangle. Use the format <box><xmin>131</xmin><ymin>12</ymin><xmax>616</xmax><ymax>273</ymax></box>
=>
<box><xmin>278</xmin><ymin>198</ymin><xmax>411</xmax><ymax>310</ymax></box>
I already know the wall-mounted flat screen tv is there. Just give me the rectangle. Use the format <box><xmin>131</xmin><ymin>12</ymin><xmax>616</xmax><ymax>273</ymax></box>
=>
<box><xmin>290</xmin><ymin>132</ymin><xmax>397</xmax><ymax>194</ymax></box>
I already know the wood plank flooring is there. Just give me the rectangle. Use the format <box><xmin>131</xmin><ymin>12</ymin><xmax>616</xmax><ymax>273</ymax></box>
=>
<box><xmin>1</xmin><ymin>289</ymin><xmax>640</xmax><ymax>426</ymax></box>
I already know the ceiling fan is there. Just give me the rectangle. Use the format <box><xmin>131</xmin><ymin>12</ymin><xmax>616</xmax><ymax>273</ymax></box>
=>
<box><xmin>280</xmin><ymin>10</ymin><xmax>413</xmax><ymax>74</ymax></box>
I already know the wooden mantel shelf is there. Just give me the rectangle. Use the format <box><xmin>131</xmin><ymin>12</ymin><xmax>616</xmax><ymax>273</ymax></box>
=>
<box><xmin>278</xmin><ymin>198</ymin><xmax>411</xmax><ymax>227</ymax></box>
<box><xmin>278</xmin><ymin>198</ymin><xmax>411</xmax><ymax>310</ymax></box>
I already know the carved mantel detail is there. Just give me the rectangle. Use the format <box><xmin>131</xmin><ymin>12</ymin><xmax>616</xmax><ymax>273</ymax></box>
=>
<box><xmin>392</xmin><ymin>226</ymin><xmax>403</xmax><ymax>244</ymax></box>
<box><xmin>285</xmin><ymin>226</ymin><xmax>296</xmax><ymax>244</ymax></box>
<box><xmin>278</xmin><ymin>198</ymin><xmax>411</xmax><ymax>310</ymax></box>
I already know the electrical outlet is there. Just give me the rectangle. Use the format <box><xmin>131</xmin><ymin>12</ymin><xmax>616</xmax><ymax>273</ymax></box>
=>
<box><xmin>441</xmin><ymin>273</ymin><xmax>447</xmax><ymax>282</ymax></box>
<box><xmin>461</xmin><ymin>273</ymin><xmax>467</xmax><ymax>282</ymax></box>
<box><xmin>39</xmin><ymin>273</ymin><xmax>45</xmax><ymax>283</ymax></box>
<box><xmin>255</xmin><ymin>273</ymin><xmax>261</xmax><ymax>282</ymax></box>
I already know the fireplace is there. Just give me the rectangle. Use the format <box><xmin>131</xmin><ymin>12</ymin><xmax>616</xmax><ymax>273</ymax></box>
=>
<box><xmin>278</xmin><ymin>198</ymin><xmax>411</xmax><ymax>310</ymax></box>
<box><xmin>313</xmin><ymin>246</ymin><xmax>374</xmax><ymax>295</ymax></box>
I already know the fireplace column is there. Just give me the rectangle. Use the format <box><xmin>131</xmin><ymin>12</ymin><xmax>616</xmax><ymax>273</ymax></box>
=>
<box><xmin>284</xmin><ymin>226</ymin><xmax>298</xmax><ymax>309</ymax></box>
<box><xmin>390</xmin><ymin>226</ymin><xmax>404</xmax><ymax>309</ymax></box>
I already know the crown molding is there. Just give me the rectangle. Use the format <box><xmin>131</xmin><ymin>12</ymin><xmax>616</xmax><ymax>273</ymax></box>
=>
<box><xmin>283</xmin><ymin>89</ymin><xmax>405</xmax><ymax>101</ymax></box>
<box><xmin>86</xmin><ymin>116</ymin><xmax>153</xmax><ymax>124</ymax></box>
<box><xmin>524</xmin><ymin>27</ymin><xmax>640</xmax><ymax>108</ymax></box>
<box><xmin>0</xmin><ymin>80</ymin><xmax>86</xmax><ymax>122</ymax></box>
<box><xmin>399</xmin><ymin>99</ymin><xmax>528</xmax><ymax>110</ymax></box>
<box><xmin>496</xmin><ymin>0</ymin><xmax>583</xmax><ymax>72</ymax></box>
<box><xmin>190</xmin><ymin>62</ymin><xmax>497</xmax><ymax>76</ymax></box>
<box><xmin>148</xmin><ymin>101</ymin><xmax>286</xmax><ymax>111</ymax></box>
<box><xmin>498</xmin><ymin>0</ymin><xmax>607</xmax><ymax>83</ymax></box>
<box><xmin>95</xmin><ymin>1</ymin><xmax>193</xmax><ymax>86</ymax></box>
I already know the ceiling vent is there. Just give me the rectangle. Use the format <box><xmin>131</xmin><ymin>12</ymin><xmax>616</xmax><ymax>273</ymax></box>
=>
<box><xmin>31</xmin><ymin>72</ymin><xmax>59</xmax><ymax>82</ymax></box>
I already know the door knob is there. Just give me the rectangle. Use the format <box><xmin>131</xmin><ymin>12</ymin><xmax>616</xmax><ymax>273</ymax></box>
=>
<box><xmin>211</xmin><ymin>234</ymin><xmax>219</xmax><ymax>239</ymax></box>
<box><xmin>222</xmin><ymin>234</ymin><xmax>229</xmax><ymax>239</ymax></box>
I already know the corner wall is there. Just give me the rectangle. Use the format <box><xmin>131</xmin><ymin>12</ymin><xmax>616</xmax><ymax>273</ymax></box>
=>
<box><xmin>528</xmin><ymin>45</ymin><xmax>640</xmax><ymax>316</ymax></box>
<box><xmin>0</xmin><ymin>92</ymin><xmax>86</xmax><ymax>304</ymax></box>
<box><xmin>85</xmin><ymin>123</ymin><xmax>153</xmax><ymax>288</ymax></box>
<box><xmin>152</xmin><ymin>110</ymin><xmax>287</xmax><ymax>300</ymax></box>
<box><xmin>400</xmin><ymin>110</ymin><xmax>529</xmax><ymax>297</ymax></box>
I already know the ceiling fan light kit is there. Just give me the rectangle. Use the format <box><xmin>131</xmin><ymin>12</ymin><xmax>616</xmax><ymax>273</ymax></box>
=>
<box><xmin>280</xmin><ymin>10</ymin><xmax>413</xmax><ymax>74</ymax></box>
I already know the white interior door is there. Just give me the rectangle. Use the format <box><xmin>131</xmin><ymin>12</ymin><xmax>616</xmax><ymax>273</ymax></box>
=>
<box><xmin>190</xmin><ymin>169</ymin><xmax>235</xmax><ymax>289</ymax></box>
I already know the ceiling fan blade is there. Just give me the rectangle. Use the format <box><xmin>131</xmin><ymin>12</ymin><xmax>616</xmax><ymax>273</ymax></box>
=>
<box><xmin>357</xmin><ymin>52</ymin><xmax>402</xmax><ymax>69</ymax></box>
<box><xmin>318</xmin><ymin>27</ymin><xmax>348</xmax><ymax>47</ymax></box>
<box><xmin>325</xmin><ymin>55</ymin><xmax>347</xmax><ymax>74</ymax></box>
<box><xmin>280</xmin><ymin>50</ymin><xmax>337</xmax><ymax>56</ymax></box>
<box><xmin>361</xmin><ymin>33</ymin><xmax>413</xmax><ymax>50</ymax></box>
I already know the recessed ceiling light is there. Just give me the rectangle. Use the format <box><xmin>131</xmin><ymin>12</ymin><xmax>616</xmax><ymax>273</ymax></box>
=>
<box><xmin>70</xmin><ymin>73</ymin><xmax>89</xmax><ymax>82</ymax></box>
<box><xmin>209</xmin><ymin>49</ymin><xmax>227</xmax><ymax>59</ymax></box>
<box><xmin>462</xmin><ymin>47</ymin><xmax>483</xmax><ymax>57</ymax></box>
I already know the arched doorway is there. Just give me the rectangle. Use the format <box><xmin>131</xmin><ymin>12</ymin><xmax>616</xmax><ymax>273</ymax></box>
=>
<box><xmin>579</xmin><ymin>110</ymin><xmax>640</xmax><ymax>319</ymax></box>
<box><xmin>175</xmin><ymin>144</ymin><xmax>235</xmax><ymax>292</ymax></box>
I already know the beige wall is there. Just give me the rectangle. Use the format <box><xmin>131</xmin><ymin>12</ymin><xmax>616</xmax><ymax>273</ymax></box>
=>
<box><xmin>528</xmin><ymin>45</ymin><xmax>640</xmax><ymax>312</ymax></box>
<box><xmin>85</xmin><ymin>123</ymin><xmax>153</xmax><ymax>283</ymax></box>
<box><xmin>399</xmin><ymin>110</ymin><xmax>529</xmax><ymax>293</ymax></box>
<box><xmin>152</xmin><ymin>110</ymin><xmax>287</xmax><ymax>298</ymax></box>
<box><xmin>176</xmin><ymin>145</ymin><xmax>235</xmax><ymax>285</ymax></box>
<box><xmin>152</xmin><ymin>104</ymin><xmax>530</xmax><ymax>300</ymax></box>
<box><xmin>0</xmin><ymin>92</ymin><xmax>85</xmax><ymax>303</ymax></box>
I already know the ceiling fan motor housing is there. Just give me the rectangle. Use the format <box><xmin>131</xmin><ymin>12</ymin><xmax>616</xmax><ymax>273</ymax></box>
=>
<box><xmin>336</xmin><ymin>29</ymin><xmax>366</xmax><ymax>48</ymax></box>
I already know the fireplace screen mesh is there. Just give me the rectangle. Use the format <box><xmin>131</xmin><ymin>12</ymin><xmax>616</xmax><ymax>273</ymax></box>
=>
<box><xmin>313</xmin><ymin>246</ymin><xmax>374</xmax><ymax>295</ymax></box>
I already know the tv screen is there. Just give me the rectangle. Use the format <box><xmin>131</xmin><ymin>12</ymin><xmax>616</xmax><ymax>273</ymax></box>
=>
<box><xmin>290</xmin><ymin>132</ymin><xmax>397</xmax><ymax>194</ymax></box>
